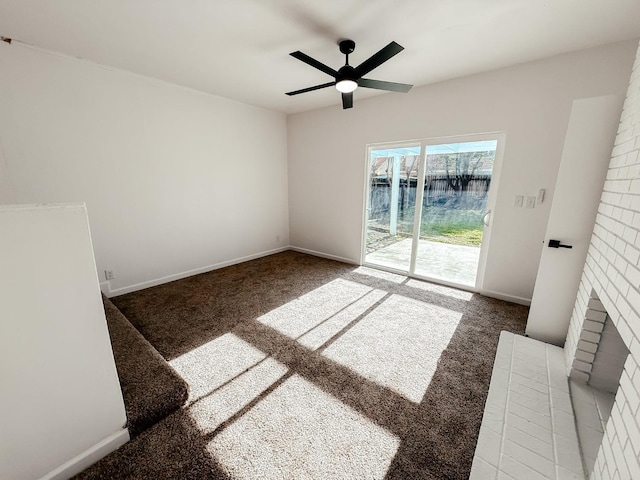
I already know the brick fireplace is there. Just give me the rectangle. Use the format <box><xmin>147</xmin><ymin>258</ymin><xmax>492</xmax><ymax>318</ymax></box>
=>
<box><xmin>564</xmin><ymin>40</ymin><xmax>640</xmax><ymax>479</ymax></box>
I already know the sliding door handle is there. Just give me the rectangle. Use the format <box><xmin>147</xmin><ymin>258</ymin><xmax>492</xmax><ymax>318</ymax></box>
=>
<box><xmin>482</xmin><ymin>210</ymin><xmax>491</xmax><ymax>227</ymax></box>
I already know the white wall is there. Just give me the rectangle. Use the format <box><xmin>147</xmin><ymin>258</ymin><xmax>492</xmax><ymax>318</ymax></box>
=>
<box><xmin>0</xmin><ymin>130</ymin><xmax>15</xmax><ymax>203</ymax></box>
<box><xmin>0</xmin><ymin>42</ymin><xmax>289</xmax><ymax>295</ymax></box>
<box><xmin>0</xmin><ymin>204</ymin><xmax>128</xmax><ymax>480</ymax></box>
<box><xmin>287</xmin><ymin>41</ymin><xmax>637</xmax><ymax>302</ymax></box>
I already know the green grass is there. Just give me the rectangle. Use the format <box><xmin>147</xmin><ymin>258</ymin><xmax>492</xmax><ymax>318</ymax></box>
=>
<box><xmin>421</xmin><ymin>221</ymin><xmax>483</xmax><ymax>246</ymax></box>
<box><xmin>420</xmin><ymin>206</ymin><xmax>484</xmax><ymax>246</ymax></box>
<box><xmin>370</xmin><ymin>204</ymin><xmax>485</xmax><ymax>247</ymax></box>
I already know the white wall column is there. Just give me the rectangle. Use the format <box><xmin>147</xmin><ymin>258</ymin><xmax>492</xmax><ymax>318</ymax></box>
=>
<box><xmin>526</xmin><ymin>95</ymin><xmax>622</xmax><ymax>345</ymax></box>
<box><xmin>0</xmin><ymin>204</ymin><xmax>128</xmax><ymax>480</ymax></box>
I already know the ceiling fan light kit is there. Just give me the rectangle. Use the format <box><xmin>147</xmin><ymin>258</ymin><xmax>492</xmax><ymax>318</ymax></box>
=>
<box><xmin>286</xmin><ymin>39</ymin><xmax>413</xmax><ymax>109</ymax></box>
<box><xmin>335</xmin><ymin>79</ymin><xmax>357</xmax><ymax>93</ymax></box>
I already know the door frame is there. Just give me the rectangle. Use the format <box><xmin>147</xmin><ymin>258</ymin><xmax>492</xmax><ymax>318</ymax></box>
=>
<box><xmin>360</xmin><ymin>131</ymin><xmax>506</xmax><ymax>292</ymax></box>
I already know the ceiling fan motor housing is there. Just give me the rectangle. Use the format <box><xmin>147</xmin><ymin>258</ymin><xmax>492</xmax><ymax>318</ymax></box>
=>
<box><xmin>338</xmin><ymin>39</ymin><xmax>356</xmax><ymax>55</ymax></box>
<box><xmin>337</xmin><ymin>65</ymin><xmax>358</xmax><ymax>82</ymax></box>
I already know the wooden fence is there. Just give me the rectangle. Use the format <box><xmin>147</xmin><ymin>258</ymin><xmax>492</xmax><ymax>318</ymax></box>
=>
<box><xmin>369</xmin><ymin>174</ymin><xmax>491</xmax><ymax>216</ymax></box>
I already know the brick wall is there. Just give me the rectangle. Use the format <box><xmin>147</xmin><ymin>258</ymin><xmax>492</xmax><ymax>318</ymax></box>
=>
<box><xmin>590</xmin><ymin>316</ymin><xmax>630</xmax><ymax>393</ymax></box>
<box><xmin>564</xmin><ymin>40</ymin><xmax>640</xmax><ymax>479</ymax></box>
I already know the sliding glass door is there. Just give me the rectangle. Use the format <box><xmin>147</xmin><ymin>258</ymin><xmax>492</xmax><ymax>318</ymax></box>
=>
<box><xmin>363</xmin><ymin>135</ymin><xmax>502</xmax><ymax>289</ymax></box>
<box><xmin>364</xmin><ymin>144</ymin><xmax>420</xmax><ymax>272</ymax></box>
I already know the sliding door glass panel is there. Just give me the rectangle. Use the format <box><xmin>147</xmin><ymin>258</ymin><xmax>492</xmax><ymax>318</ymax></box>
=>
<box><xmin>364</xmin><ymin>145</ymin><xmax>420</xmax><ymax>272</ymax></box>
<box><xmin>414</xmin><ymin>140</ymin><xmax>497</xmax><ymax>286</ymax></box>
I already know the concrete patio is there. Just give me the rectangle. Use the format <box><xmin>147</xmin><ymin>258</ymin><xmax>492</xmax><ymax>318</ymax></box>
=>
<box><xmin>364</xmin><ymin>238</ymin><xmax>480</xmax><ymax>286</ymax></box>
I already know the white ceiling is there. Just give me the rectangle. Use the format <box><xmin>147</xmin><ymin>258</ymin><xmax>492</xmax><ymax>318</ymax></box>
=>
<box><xmin>1</xmin><ymin>0</ymin><xmax>640</xmax><ymax>114</ymax></box>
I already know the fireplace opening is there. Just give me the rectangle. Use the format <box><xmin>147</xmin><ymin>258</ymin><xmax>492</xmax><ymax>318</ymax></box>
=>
<box><xmin>571</xmin><ymin>313</ymin><xmax>630</xmax><ymax>476</ymax></box>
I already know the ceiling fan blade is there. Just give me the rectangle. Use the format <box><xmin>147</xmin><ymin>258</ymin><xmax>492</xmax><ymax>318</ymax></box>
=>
<box><xmin>354</xmin><ymin>41</ymin><xmax>404</xmax><ymax>77</ymax></box>
<box><xmin>290</xmin><ymin>51</ymin><xmax>339</xmax><ymax>78</ymax></box>
<box><xmin>358</xmin><ymin>78</ymin><xmax>413</xmax><ymax>93</ymax></box>
<box><xmin>286</xmin><ymin>82</ymin><xmax>335</xmax><ymax>96</ymax></box>
<box><xmin>342</xmin><ymin>92</ymin><xmax>353</xmax><ymax>109</ymax></box>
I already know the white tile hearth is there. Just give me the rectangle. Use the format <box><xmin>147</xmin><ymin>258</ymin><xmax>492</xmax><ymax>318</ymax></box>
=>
<box><xmin>470</xmin><ymin>332</ymin><xmax>585</xmax><ymax>480</ymax></box>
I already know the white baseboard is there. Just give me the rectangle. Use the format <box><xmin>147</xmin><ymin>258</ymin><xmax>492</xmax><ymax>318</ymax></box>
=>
<box><xmin>99</xmin><ymin>281</ymin><xmax>112</xmax><ymax>296</ymax></box>
<box><xmin>103</xmin><ymin>246</ymin><xmax>529</xmax><ymax>308</ymax></box>
<box><xmin>41</xmin><ymin>428</ymin><xmax>129</xmax><ymax>480</ymax></box>
<box><xmin>106</xmin><ymin>246</ymin><xmax>290</xmax><ymax>297</ymax></box>
<box><xmin>480</xmin><ymin>289</ymin><xmax>532</xmax><ymax>306</ymax></box>
<box><xmin>289</xmin><ymin>246</ymin><xmax>359</xmax><ymax>265</ymax></box>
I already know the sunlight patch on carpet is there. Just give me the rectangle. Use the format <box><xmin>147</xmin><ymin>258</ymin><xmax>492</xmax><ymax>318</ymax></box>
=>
<box><xmin>296</xmin><ymin>288</ymin><xmax>387</xmax><ymax>350</ymax></box>
<box><xmin>188</xmin><ymin>357</ymin><xmax>288</xmax><ymax>434</ymax></box>
<box><xmin>352</xmin><ymin>266</ymin><xmax>408</xmax><ymax>284</ymax></box>
<box><xmin>170</xmin><ymin>333</ymin><xmax>270</xmax><ymax>402</ymax></box>
<box><xmin>208</xmin><ymin>374</ymin><xmax>399</xmax><ymax>479</ymax></box>
<box><xmin>404</xmin><ymin>278</ymin><xmax>474</xmax><ymax>301</ymax></box>
<box><xmin>322</xmin><ymin>294</ymin><xmax>462</xmax><ymax>403</ymax></box>
<box><xmin>257</xmin><ymin>278</ymin><xmax>376</xmax><ymax>347</ymax></box>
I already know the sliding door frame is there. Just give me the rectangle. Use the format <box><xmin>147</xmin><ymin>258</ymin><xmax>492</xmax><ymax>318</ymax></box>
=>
<box><xmin>360</xmin><ymin>132</ymin><xmax>506</xmax><ymax>292</ymax></box>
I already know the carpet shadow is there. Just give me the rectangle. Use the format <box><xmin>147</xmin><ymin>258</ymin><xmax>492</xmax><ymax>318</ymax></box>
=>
<box><xmin>224</xmin><ymin>319</ymin><xmax>421</xmax><ymax>439</ymax></box>
<box><xmin>75</xmin><ymin>408</ymin><xmax>231</xmax><ymax>480</ymax></box>
<box><xmin>99</xmin><ymin>251</ymin><xmax>528</xmax><ymax>479</ymax></box>
<box><xmin>343</xmin><ymin>269</ymin><xmax>472</xmax><ymax>313</ymax></box>
<box><xmin>221</xmin><ymin>292</ymin><xmax>526</xmax><ymax>479</ymax></box>
<box><xmin>111</xmin><ymin>251</ymin><xmax>357</xmax><ymax>361</ymax></box>
<box><xmin>384</xmin><ymin>296</ymin><xmax>527</xmax><ymax>479</ymax></box>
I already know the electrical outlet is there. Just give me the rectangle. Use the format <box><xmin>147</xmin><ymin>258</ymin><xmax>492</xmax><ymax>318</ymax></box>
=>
<box><xmin>276</xmin><ymin>235</ymin><xmax>280</xmax><ymax>243</ymax></box>
<box><xmin>513</xmin><ymin>196</ymin><xmax>524</xmax><ymax>208</ymax></box>
<box><xmin>526</xmin><ymin>196</ymin><xmax>536</xmax><ymax>209</ymax></box>
<box><xmin>105</xmin><ymin>269</ymin><xmax>115</xmax><ymax>281</ymax></box>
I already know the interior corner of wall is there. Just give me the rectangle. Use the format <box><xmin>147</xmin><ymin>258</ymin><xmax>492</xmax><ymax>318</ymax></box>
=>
<box><xmin>99</xmin><ymin>282</ymin><xmax>112</xmax><ymax>298</ymax></box>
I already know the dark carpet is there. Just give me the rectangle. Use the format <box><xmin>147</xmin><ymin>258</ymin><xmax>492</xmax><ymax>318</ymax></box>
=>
<box><xmin>77</xmin><ymin>251</ymin><xmax>527</xmax><ymax>479</ymax></box>
<box><xmin>103</xmin><ymin>295</ymin><xmax>188</xmax><ymax>437</ymax></box>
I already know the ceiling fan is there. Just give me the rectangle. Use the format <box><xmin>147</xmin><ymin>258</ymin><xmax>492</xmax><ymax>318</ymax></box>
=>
<box><xmin>286</xmin><ymin>39</ymin><xmax>413</xmax><ymax>109</ymax></box>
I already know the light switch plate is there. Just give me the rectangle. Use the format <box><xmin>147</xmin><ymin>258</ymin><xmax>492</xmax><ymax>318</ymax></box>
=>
<box><xmin>513</xmin><ymin>196</ymin><xmax>524</xmax><ymax>207</ymax></box>
<box><xmin>526</xmin><ymin>196</ymin><xmax>536</xmax><ymax>208</ymax></box>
